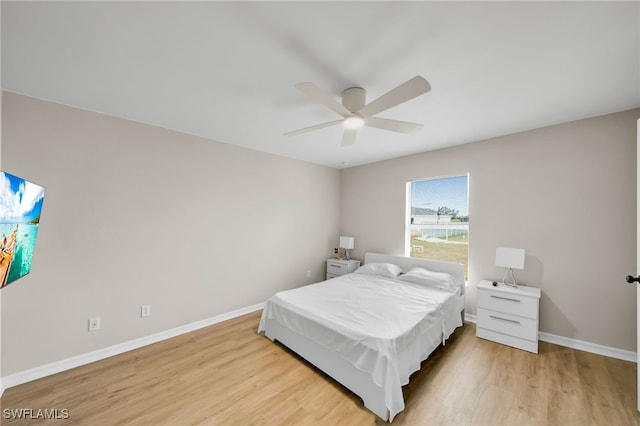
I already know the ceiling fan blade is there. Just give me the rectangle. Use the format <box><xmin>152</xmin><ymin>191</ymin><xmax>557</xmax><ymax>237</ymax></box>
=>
<box><xmin>365</xmin><ymin>117</ymin><xmax>423</xmax><ymax>134</ymax></box>
<box><xmin>295</xmin><ymin>82</ymin><xmax>352</xmax><ymax>117</ymax></box>
<box><xmin>341</xmin><ymin>128</ymin><xmax>357</xmax><ymax>146</ymax></box>
<box><xmin>357</xmin><ymin>76</ymin><xmax>431</xmax><ymax>118</ymax></box>
<box><xmin>284</xmin><ymin>120</ymin><xmax>342</xmax><ymax>137</ymax></box>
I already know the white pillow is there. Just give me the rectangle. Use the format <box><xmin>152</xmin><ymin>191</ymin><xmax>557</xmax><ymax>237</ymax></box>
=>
<box><xmin>398</xmin><ymin>267</ymin><xmax>459</xmax><ymax>292</ymax></box>
<box><xmin>354</xmin><ymin>262</ymin><xmax>403</xmax><ymax>278</ymax></box>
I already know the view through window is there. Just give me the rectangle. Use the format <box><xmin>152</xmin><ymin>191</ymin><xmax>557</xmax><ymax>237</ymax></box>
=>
<box><xmin>407</xmin><ymin>174</ymin><xmax>469</xmax><ymax>278</ymax></box>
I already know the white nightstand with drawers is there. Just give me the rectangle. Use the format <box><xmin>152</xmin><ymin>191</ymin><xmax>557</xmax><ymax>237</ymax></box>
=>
<box><xmin>476</xmin><ymin>280</ymin><xmax>541</xmax><ymax>353</ymax></box>
<box><xmin>326</xmin><ymin>259</ymin><xmax>360</xmax><ymax>279</ymax></box>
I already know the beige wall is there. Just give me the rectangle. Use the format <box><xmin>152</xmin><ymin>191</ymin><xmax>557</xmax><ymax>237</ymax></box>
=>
<box><xmin>1</xmin><ymin>92</ymin><xmax>340</xmax><ymax>375</ymax></box>
<box><xmin>1</xmin><ymin>90</ymin><xmax>637</xmax><ymax>377</ymax></box>
<box><xmin>340</xmin><ymin>109</ymin><xmax>639</xmax><ymax>351</ymax></box>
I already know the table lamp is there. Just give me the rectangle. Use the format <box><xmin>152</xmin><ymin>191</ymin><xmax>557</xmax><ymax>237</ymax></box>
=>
<box><xmin>340</xmin><ymin>236</ymin><xmax>355</xmax><ymax>261</ymax></box>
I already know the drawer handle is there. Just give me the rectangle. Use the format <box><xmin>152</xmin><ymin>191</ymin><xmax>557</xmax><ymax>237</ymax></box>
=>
<box><xmin>329</xmin><ymin>264</ymin><xmax>343</xmax><ymax>268</ymax></box>
<box><xmin>490</xmin><ymin>315</ymin><xmax>521</xmax><ymax>325</ymax></box>
<box><xmin>490</xmin><ymin>295</ymin><xmax>521</xmax><ymax>303</ymax></box>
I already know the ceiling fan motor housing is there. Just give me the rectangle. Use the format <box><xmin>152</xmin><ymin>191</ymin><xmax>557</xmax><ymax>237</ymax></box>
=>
<box><xmin>341</xmin><ymin>87</ymin><xmax>366</xmax><ymax>113</ymax></box>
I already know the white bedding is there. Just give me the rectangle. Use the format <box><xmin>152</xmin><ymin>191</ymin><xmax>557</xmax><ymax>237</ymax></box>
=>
<box><xmin>258</xmin><ymin>272</ymin><xmax>463</xmax><ymax>420</ymax></box>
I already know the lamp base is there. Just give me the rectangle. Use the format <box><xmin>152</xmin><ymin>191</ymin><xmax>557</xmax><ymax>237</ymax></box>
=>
<box><xmin>342</xmin><ymin>249</ymin><xmax>350</xmax><ymax>261</ymax></box>
<box><xmin>502</xmin><ymin>267</ymin><xmax>518</xmax><ymax>287</ymax></box>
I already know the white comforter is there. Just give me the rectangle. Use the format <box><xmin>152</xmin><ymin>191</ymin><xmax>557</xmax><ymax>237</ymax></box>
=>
<box><xmin>258</xmin><ymin>272</ymin><xmax>463</xmax><ymax>420</ymax></box>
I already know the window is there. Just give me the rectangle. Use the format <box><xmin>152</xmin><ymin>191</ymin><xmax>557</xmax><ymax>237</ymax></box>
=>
<box><xmin>406</xmin><ymin>174</ymin><xmax>469</xmax><ymax>278</ymax></box>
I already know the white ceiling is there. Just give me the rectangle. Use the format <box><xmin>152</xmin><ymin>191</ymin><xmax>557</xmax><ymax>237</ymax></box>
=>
<box><xmin>2</xmin><ymin>1</ymin><xmax>639</xmax><ymax>169</ymax></box>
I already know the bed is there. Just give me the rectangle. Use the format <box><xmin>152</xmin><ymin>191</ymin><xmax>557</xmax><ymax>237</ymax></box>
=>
<box><xmin>257</xmin><ymin>252</ymin><xmax>465</xmax><ymax>421</ymax></box>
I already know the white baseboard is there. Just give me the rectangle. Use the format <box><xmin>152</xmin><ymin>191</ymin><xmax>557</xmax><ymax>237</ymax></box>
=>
<box><xmin>1</xmin><ymin>302</ymin><xmax>264</xmax><ymax>391</ymax></box>
<box><xmin>464</xmin><ymin>312</ymin><xmax>636</xmax><ymax>362</ymax></box>
<box><xmin>538</xmin><ymin>332</ymin><xmax>636</xmax><ymax>362</ymax></box>
<box><xmin>464</xmin><ymin>313</ymin><xmax>477</xmax><ymax>323</ymax></box>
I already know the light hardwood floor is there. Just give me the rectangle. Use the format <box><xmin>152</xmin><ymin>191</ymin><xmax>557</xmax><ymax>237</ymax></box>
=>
<box><xmin>1</xmin><ymin>311</ymin><xmax>638</xmax><ymax>425</ymax></box>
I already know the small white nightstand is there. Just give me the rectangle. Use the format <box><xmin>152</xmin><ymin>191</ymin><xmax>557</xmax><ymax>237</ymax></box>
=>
<box><xmin>476</xmin><ymin>280</ymin><xmax>541</xmax><ymax>353</ymax></box>
<box><xmin>326</xmin><ymin>259</ymin><xmax>360</xmax><ymax>279</ymax></box>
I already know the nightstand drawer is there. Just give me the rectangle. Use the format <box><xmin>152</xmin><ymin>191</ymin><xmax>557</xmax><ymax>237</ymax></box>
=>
<box><xmin>327</xmin><ymin>261</ymin><xmax>349</xmax><ymax>274</ymax></box>
<box><xmin>477</xmin><ymin>308</ymin><xmax>538</xmax><ymax>342</ymax></box>
<box><xmin>326</xmin><ymin>259</ymin><xmax>360</xmax><ymax>280</ymax></box>
<box><xmin>477</xmin><ymin>289</ymin><xmax>538</xmax><ymax>319</ymax></box>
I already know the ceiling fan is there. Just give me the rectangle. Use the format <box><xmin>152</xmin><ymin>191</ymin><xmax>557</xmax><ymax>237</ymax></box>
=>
<box><xmin>284</xmin><ymin>76</ymin><xmax>431</xmax><ymax>146</ymax></box>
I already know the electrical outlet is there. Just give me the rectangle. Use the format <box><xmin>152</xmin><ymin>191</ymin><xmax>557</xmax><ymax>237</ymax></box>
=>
<box><xmin>141</xmin><ymin>305</ymin><xmax>151</xmax><ymax>318</ymax></box>
<box><xmin>306</xmin><ymin>270</ymin><xmax>311</xmax><ymax>278</ymax></box>
<box><xmin>88</xmin><ymin>317</ymin><xmax>100</xmax><ymax>331</ymax></box>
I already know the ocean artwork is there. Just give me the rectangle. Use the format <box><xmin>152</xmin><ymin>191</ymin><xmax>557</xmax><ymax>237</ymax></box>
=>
<box><xmin>0</xmin><ymin>171</ymin><xmax>45</xmax><ymax>288</ymax></box>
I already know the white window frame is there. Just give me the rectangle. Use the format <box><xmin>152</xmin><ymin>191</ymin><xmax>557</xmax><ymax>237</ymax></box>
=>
<box><xmin>405</xmin><ymin>173</ymin><xmax>469</xmax><ymax>273</ymax></box>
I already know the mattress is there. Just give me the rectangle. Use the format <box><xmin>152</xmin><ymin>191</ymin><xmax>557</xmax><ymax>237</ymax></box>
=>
<box><xmin>258</xmin><ymin>272</ymin><xmax>463</xmax><ymax>419</ymax></box>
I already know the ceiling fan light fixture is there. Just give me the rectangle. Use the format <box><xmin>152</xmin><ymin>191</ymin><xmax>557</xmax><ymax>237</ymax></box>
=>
<box><xmin>343</xmin><ymin>115</ymin><xmax>365</xmax><ymax>130</ymax></box>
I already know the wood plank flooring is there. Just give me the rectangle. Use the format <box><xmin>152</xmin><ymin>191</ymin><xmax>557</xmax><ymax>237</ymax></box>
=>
<box><xmin>1</xmin><ymin>311</ymin><xmax>638</xmax><ymax>425</ymax></box>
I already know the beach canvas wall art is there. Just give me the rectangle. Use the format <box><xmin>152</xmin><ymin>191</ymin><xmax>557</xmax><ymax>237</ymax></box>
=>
<box><xmin>0</xmin><ymin>171</ymin><xmax>45</xmax><ymax>288</ymax></box>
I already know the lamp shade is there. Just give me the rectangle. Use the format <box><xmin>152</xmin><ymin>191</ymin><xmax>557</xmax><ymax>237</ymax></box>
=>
<box><xmin>339</xmin><ymin>236</ymin><xmax>355</xmax><ymax>250</ymax></box>
<box><xmin>495</xmin><ymin>247</ymin><xmax>525</xmax><ymax>270</ymax></box>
